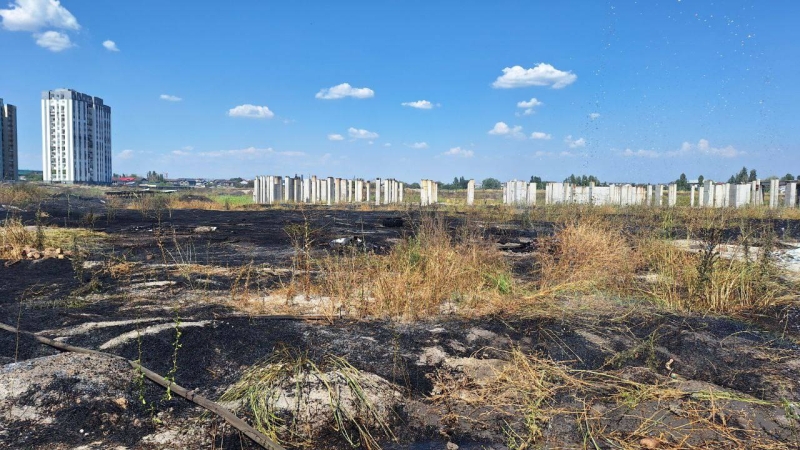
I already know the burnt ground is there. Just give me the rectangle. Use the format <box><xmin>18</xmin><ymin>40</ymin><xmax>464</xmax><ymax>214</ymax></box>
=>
<box><xmin>1</xmin><ymin>196</ymin><xmax>800</xmax><ymax>449</ymax></box>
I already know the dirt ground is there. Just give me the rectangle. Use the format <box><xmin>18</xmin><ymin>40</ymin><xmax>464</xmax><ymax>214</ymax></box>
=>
<box><xmin>2</xmin><ymin>195</ymin><xmax>800</xmax><ymax>449</ymax></box>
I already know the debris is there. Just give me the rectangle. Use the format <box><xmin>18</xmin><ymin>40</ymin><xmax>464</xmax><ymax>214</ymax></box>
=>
<box><xmin>193</xmin><ymin>226</ymin><xmax>217</xmax><ymax>233</ymax></box>
<box><xmin>18</xmin><ymin>246</ymin><xmax>72</xmax><ymax>261</ymax></box>
<box><xmin>330</xmin><ymin>236</ymin><xmax>364</xmax><ymax>249</ymax></box>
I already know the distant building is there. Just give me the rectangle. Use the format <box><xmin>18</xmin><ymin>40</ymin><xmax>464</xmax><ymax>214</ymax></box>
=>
<box><xmin>42</xmin><ymin>89</ymin><xmax>112</xmax><ymax>183</ymax></box>
<box><xmin>0</xmin><ymin>98</ymin><xmax>18</xmax><ymax>181</ymax></box>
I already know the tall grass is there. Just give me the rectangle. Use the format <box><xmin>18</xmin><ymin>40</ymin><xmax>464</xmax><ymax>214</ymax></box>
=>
<box><xmin>308</xmin><ymin>216</ymin><xmax>513</xmax><ymax>320</ymax></box>
<box><xmin>532</xmin><ymin>216</ymin><xmax>789</xmax><ymax>314</ymax></box>
<box><xmin>640</xmin><ymin>237</ymin><xmax>783</xmax><ymax>313</ymax></box>
<box><xmin>534</xmin><ymin>219</ymin><xmax>637</xmax><ymax>294</ymax></box>
<box><xmin>0</xmin><ymin>183</ymin><xmax>47</xmax><ymax>207</ymax></box>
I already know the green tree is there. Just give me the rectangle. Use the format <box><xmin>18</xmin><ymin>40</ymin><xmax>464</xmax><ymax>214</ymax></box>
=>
<box><xmin>735</xmin><ymin>166</ymin><xmax>748</xmax><ymax>183</ymax></box>
<box><xmin>676</xmin><ymin>173</ymin><xmax>689</xmax><ymax>191</ymax></box>
<box><xmin>529</xmin><ymin>176</ymin><xmax>543</xmax><ymax>189</ymax></box>
<box><xmin>748</xmin><ymin>169</ymin><xmax>758</xmax><ymax>182</ymax></box>
<box><xmin>697</xmin><ymin>175</ymin><xmax>705</xmax><ymax>186</ymax></box>
<box><xmin>564</xmin><ymin>174</ymin><xmax>600</xmax><ymax>187</ymax></box>
<box><xmin>781</xmin><ymin>173</ymin><xmax>796</xmax><ymax>181</ymax></box>
<box><xmin>481</xmin><ymin>178</ymin><xmax>502</xmax><ymax>189</ymax></box>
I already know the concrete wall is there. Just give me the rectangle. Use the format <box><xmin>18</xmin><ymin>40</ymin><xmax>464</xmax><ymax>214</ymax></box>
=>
<box><xmin>253</xmin><ymin>175</ymin><xmax>404</xmax><ymax>205</ymax></box>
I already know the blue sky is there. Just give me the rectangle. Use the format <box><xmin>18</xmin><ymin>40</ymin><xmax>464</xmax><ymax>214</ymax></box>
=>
<box><xmin>1</xmin><ymin>0</ymin><xmax>798</xmax><ymax>183</ymax></box>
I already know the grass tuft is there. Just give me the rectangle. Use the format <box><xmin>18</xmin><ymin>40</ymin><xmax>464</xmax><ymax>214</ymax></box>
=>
<box><xmin>220</xmin><ymin>346</ymin><xmax>396</xmax><ymax>449</ymax></box>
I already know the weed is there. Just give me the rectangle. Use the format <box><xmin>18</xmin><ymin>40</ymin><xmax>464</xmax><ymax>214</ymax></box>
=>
<box><xmin>163</xmin><ymin>316</ymin><xmax>183</xmax><ymax>401</ymax></box>
<box><xmin>220</xmin><ymin>346</ymin><xmax>396</xmax><ymax>448</ymax></box>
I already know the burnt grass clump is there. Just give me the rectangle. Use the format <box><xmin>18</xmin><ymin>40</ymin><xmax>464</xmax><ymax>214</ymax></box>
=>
<box><xmin>1</xmin><ymin>192</ymin><xmax>800</xmax><ymax>449</ymax></box>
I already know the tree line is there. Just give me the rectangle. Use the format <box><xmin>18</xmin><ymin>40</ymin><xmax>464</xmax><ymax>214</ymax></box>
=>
<box><xmin>673</xmin><ymin>167</ymin><xmax>799</xmax><ymax>192</ymax></box>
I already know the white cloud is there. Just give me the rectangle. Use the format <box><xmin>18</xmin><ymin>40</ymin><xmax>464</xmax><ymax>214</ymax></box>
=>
<box><xmin>228</xmin><ymin>104</ymin><xmax>274</xmax><ymax>119</ymax></box>
<box><xmin>492</xmin><ymin>63</ymin><xmax>577</xmax><ymax>89</ymax></box>
<box><xmin>160</xmin><ymin>94</ymin><xmax>182</xmax><ymax>102</ymax></box>
<box><xmin>327</xmin><ymin>134</ymin><xmax>344</xmax><ymax>141</ymax></box>
<box><xmin>102</xmin><ymin>40</ymin><xmax>119</xmax><ymax>52</ymax></box>
<box><xmin>383</xmin><ymin>143</ymin><xmax>392</xmax><ymax>147</ymax></box>
<box><xmin>34</xmin><ymin>30</ymin><xmax>70</xmax><ymax>51</ymax></box>
<box><xmin>564</xmin><ymin>135</ymin><xmax>586</xmax><ymax>148</ymax></box>
<box><xmin>530</xmin><ymin>132</ymin><xmax>552</xmax><ymax>140</ymax></box>
<box><xmin>444</xmin><ymin>147</ymin><xmax>474</xmax><ymax>158</ymax></box>
<box><xmin>488</xmin><ymin>122</ymin><xmax>525</xmax><ymax>139</ymax></box>
<box><xmin>172</xmin><ymin>149</ymin><xmax>191</xmax><ymax>156</ymax></box>
<box><xmin>621</xmin><ymin>148</ymin><xmax>659</xmax><ymax>158</ymax></box>
<box><xmin>667</xmin><ymin>139</ymin><xmax>743</xmax><ymax>158</ymax></box>
<box><xmin>401</xmin><ymin>100</ymin><xmax>434</xmax><ymax>109</ymax></box>
<box><xmin>517</xmin><ymin>98</ymin><xmax>543</xmax><ymax>108</ymax></box>
<box><xmin>516</xmin><ymin>98</ymin><xmax>543</xmax><ymax>116</ymax></box>
<box><xmin>560</xmin><ymin>151</ymin><xmax>578</xmax><ymax>157</ymax></box>
<box><xmin>347</xmin><ymin>127</ymin><xmax>378</xmax><ymax>139</ymax></box>
<box><xmin>0</xmin><ymin>0</ymin><xmax>79</xmax><ymax>32</ymax></box>
<box><xmin>315</xmin><ymin>83</ymin><xmax>374</xmax><ymax>100</ymax></box>
<box><xmin>614</xmin><ymin>139</ymin><xmax>743</xmax><ymax>159</ymax></box>
<box><xmin>406</xmin><ymin>142</ymin><xmax>428</xmax><ymax>149</ymax></box>
<box><xmin>534</xmin><ymin>151</ymin><xmax>553</xmax><ymax>157</ymax></box>
<box><xmin>117</xmin><ymin>149</ymin><xmax>134</xmax><ymax>160</ymax></box>
<box><xmin>589</xmin><ymin>112</ymin><xmax>601</xmax><ymax>120</ymax></box>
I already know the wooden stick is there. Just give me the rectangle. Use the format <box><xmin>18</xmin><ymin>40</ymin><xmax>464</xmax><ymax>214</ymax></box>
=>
<box><xmin>0</xmin><ymin>321</ymin><xmax>284</xmax><ymax>450</ymax></box>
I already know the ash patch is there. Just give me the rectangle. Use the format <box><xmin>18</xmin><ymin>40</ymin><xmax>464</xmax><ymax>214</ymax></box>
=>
<box><xmin>0</xmin><ymin>353</ymin><xmax>150</xmax><ymax>448</ymax></box>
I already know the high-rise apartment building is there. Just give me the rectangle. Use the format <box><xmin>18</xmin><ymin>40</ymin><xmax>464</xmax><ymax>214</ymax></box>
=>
<box><xmin>0</xmin><ymin>98</ymin><xmax>18</xmax><ymax>181</ymax></box>
<box><xmin>42</xmin><ymin>89</ymin><xmax>112</xmax><ymax>183</ymax></box>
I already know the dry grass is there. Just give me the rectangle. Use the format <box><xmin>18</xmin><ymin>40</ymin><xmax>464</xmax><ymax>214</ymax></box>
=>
<box><xmin>639</xmin><ymin>238</ymin><xmax>785</xmax><ymax>313</ymax></box>
<box><xmin>431</xmin><ymin>347</ymin><xmax>790</xmax><ymax>449</ymax></box>
<box><xmin>305</xmin><ymin>216</ymin><xmax>513</xmax><ymax>320</ymax></box>
<box><xmin>534</xmin><ymin>219</ymin><xmax>637</xmax><ymax>294</ymax></box>
<box><xmin>219</xmin><ymin>346</ymin><xmax>396</xmax><ymax>449</ymax></box>
<box><xmin>0</xmin><ymin>183</ymin><xmax>47</xmax><ymax>207</ymax></box>
<box><xmin>0</xmin><ymin>217</ymin><xmax>105</xmax><ymax>260</ymax></box>
<box><xmin>528</xmin><ymin>214</ymin><xmax>791</xmax><ymax>314</ymax></box>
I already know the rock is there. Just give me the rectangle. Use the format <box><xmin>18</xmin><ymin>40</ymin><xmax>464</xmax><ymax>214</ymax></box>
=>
<box><xmin>193</xmin><ymin>226</ymin><xmax>217</xmax><ymax>233</ymax></box>
<box><xmin>417</xmin><ymin>346</ymin><xmax>448</xmax><ymax>366</ymax></box>
<box><xmin>446</xmin><ymin>442</ymin><xmax>459</xmax><ymax>450</ymax></box>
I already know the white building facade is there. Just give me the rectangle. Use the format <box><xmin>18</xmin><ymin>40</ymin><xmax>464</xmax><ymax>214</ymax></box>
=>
<box><xmin>42</xmin><ymin>89</ymin><xmax>112</xmax><ymax>183</ymax></box>
<box><xmin>0</xmin><ymin>98</ymin><xmax>18</xmax><ymax>181</ymax></box>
